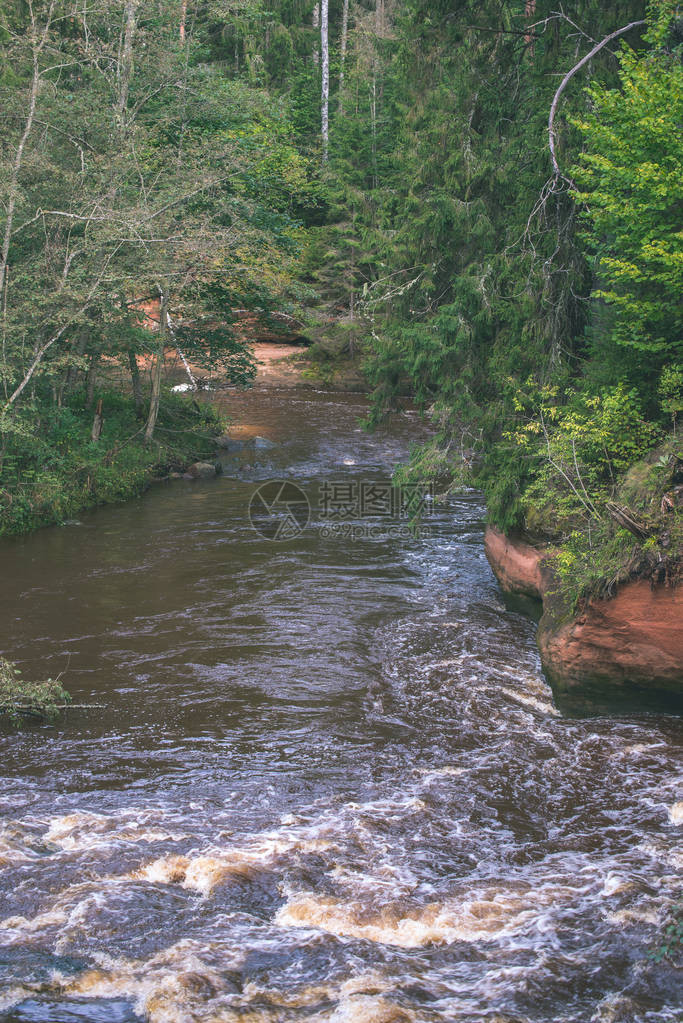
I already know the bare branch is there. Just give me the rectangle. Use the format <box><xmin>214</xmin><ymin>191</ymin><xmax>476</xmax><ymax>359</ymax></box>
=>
<box><xmin>548</xmin><ymin>19</ymin><xmax>645</xmax><ymax>178</ymax></box>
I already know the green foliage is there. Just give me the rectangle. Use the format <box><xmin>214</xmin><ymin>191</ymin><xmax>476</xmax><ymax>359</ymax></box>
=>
<box><xmin>551</xmin><ymin>527</ymin><xmax>639</xmax><ymax>605</ymax></box>
<box><xmin>505</xmin><ymin>383</ymin><xmax>661</xmax><ymax>536</ymax></box>
<box><xmin>0</xmin><ymin>658</ymin><xmax>70</xmax><ymax>725</ymax></box>
<box><xmin>0</xmin><ymin>0</ymin><xmax>680</xmax><ymax>621</ymax></box>
<box><xmin>0</xmin><ymin>0</ymin><xmax>320</xmax><ymax>535</ymax></box>
<box><xmin>347</xmin><ymin>0</ymin><xmax>681</xmax><ymax>598</ymax></box>
<box><xmin>571</xmin><ymin>45</ymin><xmax>683</xmax><ymax>360</ymax></box>
<box><xmin>0</xmin><ymin>390</ymin><xmax>224</xmax><ymax>536</ymax></box>
<box><xmin>659</xmin><ymin>363</ymin><xmax>683</xmax><ymax>432</ymax></box>
<box><xmin>540</xmin><ymin>433</ymin><xmax>682</xmax><ymax>608</ymax></box>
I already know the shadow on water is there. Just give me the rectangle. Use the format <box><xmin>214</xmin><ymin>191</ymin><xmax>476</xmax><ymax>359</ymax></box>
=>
<box><xmin>552</xmin><ymin>684</ymin><xmax>683</xmax><ymax>720</ymax></box>
<box><xmin>0</xmin><ymin>388</ymin><xmax>681</xmax><ymax>1022</ymax></box>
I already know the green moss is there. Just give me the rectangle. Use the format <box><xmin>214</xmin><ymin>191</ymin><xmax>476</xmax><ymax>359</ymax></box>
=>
<box><xmin>650</xmin><ymin>902</ymin><xmax>683</xmax><ymax>965</ymax></box>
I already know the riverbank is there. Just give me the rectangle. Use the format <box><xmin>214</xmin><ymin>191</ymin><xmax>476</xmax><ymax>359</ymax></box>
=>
<box><xmin>485</xmin><ymin>526</ymin><xmax>683</xmax><ymax>707</ymax></box>
<box><xmin>0</xmin><ymin>389</ymin><xmax>225</xmax><ymax>538</ymax></box>
<box><xmin>0</xmin><ymin>340</ymin><xmax>368</xmax><ymax>539</ymax></box>
<box><xmin>250</xmin><ymin>340</ymin><xmax>368</xmax><ymax>392</ymax></box>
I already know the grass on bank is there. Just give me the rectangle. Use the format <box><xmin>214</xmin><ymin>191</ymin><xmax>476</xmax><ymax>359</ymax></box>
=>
<box><xmin>0</xmin><ymin>388</ymin><xmax>225</xmax><ymax>537</ymax></box>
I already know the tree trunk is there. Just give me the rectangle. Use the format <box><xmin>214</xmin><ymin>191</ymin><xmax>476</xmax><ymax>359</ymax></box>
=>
<box><xmin>370</xmin><ymin>69</ymin><xmax>378</xmax><ymax>189</ymax></box>
<box><xmin>349</xmin><ymin>204</ymin><xmax>356</xmax><ymax>318</ymax></box>
<box><xmin>548</xmin><ymin>19</ymin><xmax>645</xmax><ymax>178</ymax></box>
<box><xmin>524</xmin><ymin>0</ymin><xmax>536</xmax><ymax>53</ymax></box>
<box><xmin>62</xmin><ymin>330</ymin><xmax>88</xmax><ymax>398</ymax></box>
<box><xmin>371</xmin><ymin>0</ymin><xmax>383</xmax><ymax>187</ymax></box>
<box><xmin>312</xmin><ymin>3</ymin><xmax>320</xmax><ymax>65</ymax></box>
<box><xmin>0</xmin><ymin>0</ymin><xmax>57</xmax><ymax>297</ymax></box>
<box><xmin>144</xmin><ymin>343</ymin><xmax>164</xmax><ymax>445</ymax></box>
<box><xmin>338</xmin><ymin>0</ymin><xmax>349</xmax><ymax>114</ymax></box>
<box><xmin>0</xmin><ymin>59</ymin><xmax>40</xmax><ymax>298</ymax></box>
<box><xmin>85</xmin><ymin>353</ymin><xmax>99</xmax><ymax>410</ymax></box>
<box><xmin>144</xmin><ymin>289</ymin><xmax>167</xmax><ymax>444</ymax></box>
<box><xmin>179</xmin><ymin>0</ymin><xmax>187</xmax><ymax>42</ymax></box>
<box><xmin>115</xmin><ymin>0</ymin><xmax>139</xmax><ymax>135</ymax></box>
<box><xmin>165</xmin><ymin>310</ymin><xmax>197</xmax><ymax>390</ymax></box>
<box><xmin>91</xmin><ymin>398</ymin><xmax>104</xmax><ymax>442</ymax></box>
<box><xmin>128</xmin><ymin>349</ymin><xmax>143</xmax><ymax>417</ymax></box>
<box><xmin>321</xmin><ymin>0</ymin><xmax>329</xmax><ymax>163</ymax></box>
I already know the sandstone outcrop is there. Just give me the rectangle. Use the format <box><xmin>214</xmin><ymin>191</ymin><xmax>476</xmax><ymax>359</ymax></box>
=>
<box><xmin>483</xmin><ymin>527</ymin><xmax>547</xmax><ymax>600</ymax></box>
<box><xmin>484</xmin><ymin>525</ymin><xmax>683</xmax><ymax>697</ymax></box>
<box><xmin>538</xmin><ymin>580</ymin><xmax>683</xmax><ymax>694</ymax></box>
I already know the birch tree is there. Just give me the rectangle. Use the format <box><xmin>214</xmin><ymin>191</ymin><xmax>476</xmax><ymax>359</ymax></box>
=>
<box><xmin>312</xmin><ymin>2</ymin><xmax>320</xmax><ymax>65</ymax></box>
<box><xmin>321</xmin><ymin>0</ymin><xmax>329</xmax><ymax>163</ymax></box>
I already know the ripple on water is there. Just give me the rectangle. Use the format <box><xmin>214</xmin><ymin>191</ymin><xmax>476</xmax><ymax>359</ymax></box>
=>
<box><xmin>0</xmin><ymin>390</ymin><xmax>680</xmax><ymax>1022</ymax></box>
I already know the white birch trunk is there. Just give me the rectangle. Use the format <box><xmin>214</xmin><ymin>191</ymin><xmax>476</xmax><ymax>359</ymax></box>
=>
<box><xmin>167</xmin><ymin>310</ymin><xmax>197</xmax><ymax>390</ymax></box>
<box><xmin>312</xmin><ymin>3</ymin><xmax>320</xmax><ymax>65</ymax></box>
<box><xmin>321</xmin><ymin>0</ymin><xmax>329</xmax><ymax>164</ymax></box>
<box><xmin>0</xmin><ymin>43</ymin><xmax>41</xmax><ymax>298</ymax></box>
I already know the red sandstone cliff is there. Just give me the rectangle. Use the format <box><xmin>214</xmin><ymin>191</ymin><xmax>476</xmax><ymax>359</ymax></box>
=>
<box><xmin>483</xmin><ymin>527</ymin><xmax>547</xmax><ymax>600</ymax></box>
<box><xmin>537</xmin><ymin>580</ymin><xmax>683</xmax><ymax>693</ymax></box>
<box><xmin>484</xmin><ymin>526</ymin><xmax>683</xmax><ymax>696</ymax></box>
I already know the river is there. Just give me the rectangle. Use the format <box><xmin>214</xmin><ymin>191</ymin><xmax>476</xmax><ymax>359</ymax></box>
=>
<box><xmin>0</xmin><ymin>387</ymin><xmax>681</xmax><ymax>1022</ymax></box>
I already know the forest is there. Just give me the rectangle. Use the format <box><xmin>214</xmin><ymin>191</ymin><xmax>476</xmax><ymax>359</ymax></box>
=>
<box><xmin>1</xmin><ymin>0</ymin><xmax>681</xmax><ymax>602</ymax></box>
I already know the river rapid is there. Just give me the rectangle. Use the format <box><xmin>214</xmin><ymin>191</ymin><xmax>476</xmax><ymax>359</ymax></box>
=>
<box><xmin>0</xmin><ymin>387</ymin><xmax>681</xmax><ymax>1023</ymax></box>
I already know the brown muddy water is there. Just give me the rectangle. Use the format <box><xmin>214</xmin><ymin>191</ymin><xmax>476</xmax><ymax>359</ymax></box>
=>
<box><xmin>0</xmin><ymin>387</ymin><xmax>681</xmax><ymax>1023</ymax></box>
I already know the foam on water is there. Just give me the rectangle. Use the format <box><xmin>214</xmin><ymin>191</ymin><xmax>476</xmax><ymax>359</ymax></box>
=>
<box><xmin>0</xmin><ymin>389</ymin><xmax>680</xmax><ymax>1022</ymax></box>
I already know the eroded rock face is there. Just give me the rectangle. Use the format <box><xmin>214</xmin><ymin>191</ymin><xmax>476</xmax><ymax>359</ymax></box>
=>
<box><xmin>484</xmin><ymin>525</ymin><xmax>683</xmax><ymax>696</ymax></box>
<box><xmin>483</xmin><ymin>527</ymin><xmax>547</xmax><ymax>599</ymax></box>
<box><xmin>538</xmin><ymin>581</ymin><xmax>683</xmax><ymax>694</ymax></box>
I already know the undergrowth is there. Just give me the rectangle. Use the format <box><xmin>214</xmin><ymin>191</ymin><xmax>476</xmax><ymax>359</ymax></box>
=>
<box><xmin>0</xmin><ymin>389</ymin><xmax>225</xmax><ymax>536</ymax></box>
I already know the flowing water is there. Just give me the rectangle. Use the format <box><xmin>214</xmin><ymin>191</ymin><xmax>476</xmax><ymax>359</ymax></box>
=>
<box><xmin>0</xmin><ymin>387</ymin><xmax>681</xmax><ymax>1023</ymax></box>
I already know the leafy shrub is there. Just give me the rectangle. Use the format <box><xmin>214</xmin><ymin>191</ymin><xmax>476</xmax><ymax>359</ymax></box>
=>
<box><xmin>0</xmin><ymin>658</ymin><xmax>70</xmax><ymax>724</ymax></box>
<box><xmin>502</xmin><ymin>383</ymin><xmax>660</xmax><ymax>537</ymax></box>
<box><xmin>0</xmin><ymin>389</ymin><xmax>225</xmax><ymax>536</ymax></box>
<box><xmin>659</xmin><ymin>364</ymin><xmax>683</xmax><ymax>433</ymax></box>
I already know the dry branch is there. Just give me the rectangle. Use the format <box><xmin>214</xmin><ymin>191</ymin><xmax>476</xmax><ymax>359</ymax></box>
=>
<box><xmin>548</xmin><ymin>19</ymin><xmax>645</xmax><ymax>178</ymax></box>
